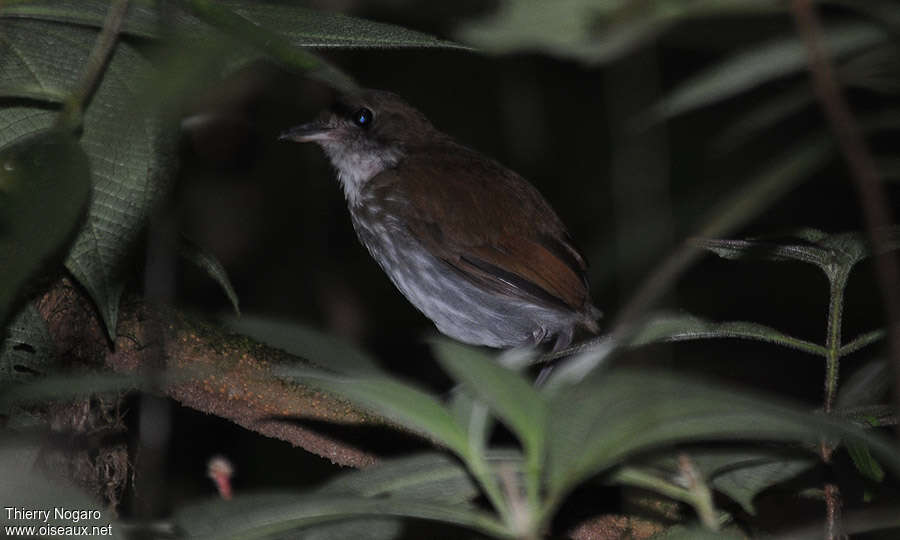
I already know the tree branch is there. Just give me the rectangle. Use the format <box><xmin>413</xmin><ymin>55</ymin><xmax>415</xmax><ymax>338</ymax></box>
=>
<box><xmin>36</xmin><ymin>278</ymin><xmax>382</xmax><ymax>468</ymax></box>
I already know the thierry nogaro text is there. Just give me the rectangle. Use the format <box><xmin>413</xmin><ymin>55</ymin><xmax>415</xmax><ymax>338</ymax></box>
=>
<box><xmin>4</xmin><ymin>507</ymin><xmax>111</xmax><ymax>537</ymax></box>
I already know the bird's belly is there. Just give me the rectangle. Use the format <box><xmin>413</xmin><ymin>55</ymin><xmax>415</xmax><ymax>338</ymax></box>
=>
<box><xmin>350</xmin><ymin>213</ymin><xmax>571</xmax><ymax>348</ymax></box>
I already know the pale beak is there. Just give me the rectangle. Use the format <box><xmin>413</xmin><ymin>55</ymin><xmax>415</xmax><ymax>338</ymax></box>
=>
<box><xmin>278</xmin><ymin>121</ymin><xmax>333</xmax><ymax>142</ymax></box>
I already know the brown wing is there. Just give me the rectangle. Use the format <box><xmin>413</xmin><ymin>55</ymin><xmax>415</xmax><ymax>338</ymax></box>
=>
<box><xmin>366</xmin><ymin>142</ymin><xmax>593</xmax><ymax>315</ymax></box>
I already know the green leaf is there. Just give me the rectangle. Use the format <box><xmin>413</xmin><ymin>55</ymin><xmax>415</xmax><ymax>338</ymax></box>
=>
<box><xmin>214</xmin><ymin>0</ymin><xmax>467</xmax><ymax>49</ymax></box>
<box><xmin>0</xmin><ymin>19</ymin><xmax>179</xmax><ymax>340</ymax></box>
<box><xmin>631</xmin><ymin>449</ymin><xmax>815</xmax><ymax>515</ymax></box>
<box><xmin>175</xmin><ymin>494</ymin><xmax>510</xmax><ymax>540</ymax></box>
<box><xmin>837</xmin><ymin>359</ymin><xmax>891</xmax><ymax>408</ymax></box>
<box><xmin>544</xmin><ymin>369</ymin><xmax>900</xmax><ymax>510</ymax></box>
<box><xmin>694</xmin><ymin>229</ymin><xmax>900</xmax><ymax>281</ymax></box>
<box><xmin>1</xmin><ymin>303</ymin><xmax>55</xmax><ymax>383</ymax></box>
<box><xmin>224</xmin><ymin>315</ymin><xmax>381</xmax><ymax>375</ymax></box>
<box><xmin>627</xmin><ymin>312</ymin><xmax>827</xmax><ymax>357</ymax></box>
<box><xmin>180</xmin><ymin>237</ymin><xmax>240</xmax><ymax>316</ymax></box>
<box><xmin>652</xmin><ymin>23</ymin><xmax>886</xmax><ymax>119</ymax></box>
<box><xmin>847</xmin><ymin>441</ymin><xmax>885</xmax><ymax>483</ymax></box>
<box><xmin>281</xmin><ymin>368</ymin><xmax>470</xmax><ymax>459</ymax></box>
<box><xmin>0</xmin><ymin>130</ymin><xmax>91</xmax><ymax>325</ymax></box>
<box><xmin>651</xmin><ymin>526</ymin><xmax>743</xmax><ymax>540</ymax></box>
<box><xmin>293</xmin><ymin>452</ymin><xmax>478</xmax><ymax>540</ymax></box>
<box><xmin>432</xmin><ymin>340</ymin><xmax>547</xmax><ymax>464</ymax></box>
<box><xmin>319</xmin><ymin>452</ymin><xmax>477</xmax><ymax>503</ymax></box>
<box><xmin>457</xmin><ymin>0</ymin><xmax>782</xmax><ymax>65</ymax></box>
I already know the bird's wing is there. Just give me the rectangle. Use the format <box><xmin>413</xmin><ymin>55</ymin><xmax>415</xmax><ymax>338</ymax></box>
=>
<box><xmin>366</xmin><ymin>144</ymin><xmax>592</xmax><ymax>315</ymax></box>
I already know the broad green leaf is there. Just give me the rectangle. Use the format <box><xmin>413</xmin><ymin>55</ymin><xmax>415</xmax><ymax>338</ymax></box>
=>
<box><xmin>0</xmin><ymin>19</ymin><xmax>178</xmax><ymax>340</ymax></box>
<box><xmin>225</xmin><ymin>315</ymin><xmax>381</xmax><ymax>375</ymax></box>
<box><xmin>281</xmin><ymin>369</ymin><xmax>470</xmax><ymax>459</ymax></box>
<box><xmin>0</xmin><ymin>0</ymin><xmax>356</xmax><ymax>91</ymax></box>
<box><xmin>652</xmin><ymin>23</ymin><xmax>886</xmax><ymax>119</ymax></box>
<box><xmin>175</xmin><ymin>493</ymin><xmax>510</xmax><ymax>540</ymax></box>
<box><xmin>652</xmin><ymin>526</ymin><xmax>743</xmax><ymax>540</ymax></box>
<box><xmin>1</xmin><ymin>303</ymin><xmax>55</xmax><ymax>382</ymax></box>
<box><xmin>432</xmin><ymin>340</ymin><xmax>547</xmax><ymax>462</ymax></box>
<box><xmin>457</xmin><ymin>0</ymin><xmax>781</xmax><ymax>65</ymax></box>
<box><xmin>180</xmin><ymin>237</ymin><xmax>240</xmax><ymax>316</ymax></box>
<box><xmin>293</xmin><ymin>453</ymin><xmax>478</xmax><ymax>540</ymax></box>
<box><xmin>544</xmin><ymin>369</ymin><xmax>900</xmax><ymax>509</ymax></box>
<box><xmin>319</xmin><ymin>452</ymin><xmax>477</xmax><ymax>503</ymax></box>
<box><xmin>627</xmin><ymin>312</ymin><xmax>826</xmax><ymax>357</ymax></box>
<box><xmin>0</xmin><ymin>130</ymin><xmax>91</xmax><ymax>325</ymax></box>
<box><xmin>215</xmin><ymin>0</ymin><xmax>467</xmax><ymax>49</ymax></box>
<box><xmin>0</xmin><ymin>0</ymin><xmax>162</xmax><ymax>38</ymax></box>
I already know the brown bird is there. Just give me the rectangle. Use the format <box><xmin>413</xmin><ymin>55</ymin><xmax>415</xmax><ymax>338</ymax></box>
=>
<box><xmin>281</xmin><ymin>90</ymin><xmax>599</xmax><ymax>351</ymax></box>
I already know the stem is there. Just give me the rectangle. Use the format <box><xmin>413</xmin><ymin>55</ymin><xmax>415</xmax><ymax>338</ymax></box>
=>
<box><xmin>678</xmin><ymin>454</ymin><xmax>720</xmax><ymax>532</ymax></box>
<box><xmin>839</xmin><ymin>329</ymin><xmax>886</xmax><ymax>357</ymax></box>
<box><xmin>792</xmin><ymin>0</ymin><xmax>900</xmax><ymax>436</ymax></box>
<box><xmin>56</xmin><ymin>0</ymin><xmax>130</xmax><ymax>131</ymax></box>
<box><xmin>468</xmin><ymin>454</ymin><xmax>515</xmax><ymax>531</ymax></box>
<box><xmin>824</xmin><ymin>270</ymin><xmax>848</xmax><ymax>414</ymax></box>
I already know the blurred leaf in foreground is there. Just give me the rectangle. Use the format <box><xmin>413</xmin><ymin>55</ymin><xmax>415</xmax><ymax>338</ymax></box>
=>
<box><xmin>457</xmin><ymin>0</ymin><xmax>781</xmax><ymax>64</ymax></box>
<box><xmin>0</xmin><ymin>130</ymin><xmax>91</xmax><ymax>326</ymax></box>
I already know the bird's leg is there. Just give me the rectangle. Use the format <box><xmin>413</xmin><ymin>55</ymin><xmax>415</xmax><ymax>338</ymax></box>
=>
<box><xmin>534</xmin><ymin>327</ymin><xmax>573</xmax><ymax>386</ymax></box>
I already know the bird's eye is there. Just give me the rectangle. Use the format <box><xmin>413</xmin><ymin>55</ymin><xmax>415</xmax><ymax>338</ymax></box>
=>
<box><xmin>353</xmin><ymin>107</ymin><xmax>373</xmax><ymax>128</ymax></box>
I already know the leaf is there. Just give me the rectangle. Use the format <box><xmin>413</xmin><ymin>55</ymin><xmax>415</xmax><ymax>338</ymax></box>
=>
<box><xmin>319</xmin><ymin>452</ymin><xmax>477</xmax><ymax>504</ymax></box>
<box><xmin>0</xmin><ymin>19</ymin><xmax>179</xmax><ymax>340</ymax></box>
<box><xmin>281</xmin><ymin>368</ymin><xmax>470</xmax><ymax>459</ymax></box>
<box><xmin>837</xmin><ymin>359</ymin><xmax>891</xmax><ymax>408</ymax></box>
<box><xmin>180</xmin><ymin>236</ymin><xmax>240</xmax><ymax>316</ymax></box>
<box><xmin>544</xmin><ymin>368</ymin><xmax>900</xmax><ymax>508</ymax></box>
<box><xmin>0</xmin><ymin>0</ymin><xmax>357</xmax><ymax>91</ymax></box>
<box><xmin>432</xmin><ymin>339</ymin><xmax>547</xmax><ymax>462</ymax></box>
<box><xmin>652</xmin><ymin>23</ymin><xmax>886</xmax><ymax>119</ymax></box>
<box><xmin>224</xmin><ymin>315</ymin><xmax>381</xmax><ymax>375</ymax></box>
<box><xmin>694</xmin><ymin>229</ymin><xmax>900</xmax><ymax>281</ymax></box>
<box><xmin>632</xmin><ymin>449</ymin><xmax>815</xmax><ymax>515</ymax></box>
<box><xmin>292</xmin><ymin>452</ymin><xmax>479</xmax><ymax>540</ymax></box>
<box><xmin>457</xmin><ymin>0</ymin><xmax>782</xmax><ymax>65</ymax></box>
<box><xmin>0</xmin><ymin>130</ymin><xmax>91</xmax><ymax>325</ymax></box>
<box><xmin>626</xmin><ymin>312</ymin><xmax>827</xmax><ymax>357</ymax></box>
<box><xmin>175</xmin><ymin>493</ymin><xmax>509</xmax><ymax>540</ymax></box>
<box><xmin>847</xmin><ymin>441</ymin><xmax>885</xmax><ymax>483</ymax></box>
<box><xmin>651</xmin><ymin>526</ymin><xmax>743</xmax><ymax>540</ymax></box>
<box><xmin>215</xmin><ymin>0</ymin><xmax>467</xmax><ymax>49</ymax></box>
<box><xmin>1</xmin><ymin>303</ymin><xmax>55</xmax><ymax>383</ymax></box>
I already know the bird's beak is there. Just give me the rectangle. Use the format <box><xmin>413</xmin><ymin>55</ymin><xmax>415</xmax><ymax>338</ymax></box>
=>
<box><xmin>278</xmin><ymin>121</ymin><xmax>333</xmax><ymax>143</ymax></box>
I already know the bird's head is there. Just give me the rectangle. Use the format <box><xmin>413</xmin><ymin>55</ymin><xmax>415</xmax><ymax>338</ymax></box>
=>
<box><xmin>280</xmin><ymin>90</ymin><xmax>437</xmax><ymax>203</ymax></box>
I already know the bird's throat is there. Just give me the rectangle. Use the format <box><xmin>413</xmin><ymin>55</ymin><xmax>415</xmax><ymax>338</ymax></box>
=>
<box><xmin>320</xmin><ymin>141</ymin><xmax>402</xmax><ymax>206</ymax></box>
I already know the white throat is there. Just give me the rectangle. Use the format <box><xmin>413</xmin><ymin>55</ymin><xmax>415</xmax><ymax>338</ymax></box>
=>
<box><xmin>320</xmin><ymin>142</ymin><xmax>402</xmax><ymax>206</ymax></box>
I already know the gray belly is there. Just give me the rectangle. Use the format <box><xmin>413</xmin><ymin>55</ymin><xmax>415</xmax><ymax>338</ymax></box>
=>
<box><xmin>349</xmin><ymin>210</ymin><xmax>573</xmax><ymax>348</ymax></box>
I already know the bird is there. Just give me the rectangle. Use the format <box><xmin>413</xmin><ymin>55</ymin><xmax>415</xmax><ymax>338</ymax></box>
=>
<box><xmin>280</xmin><ymin>89</ymin><xmax>600</xmax><ymax>352</ymax></box>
